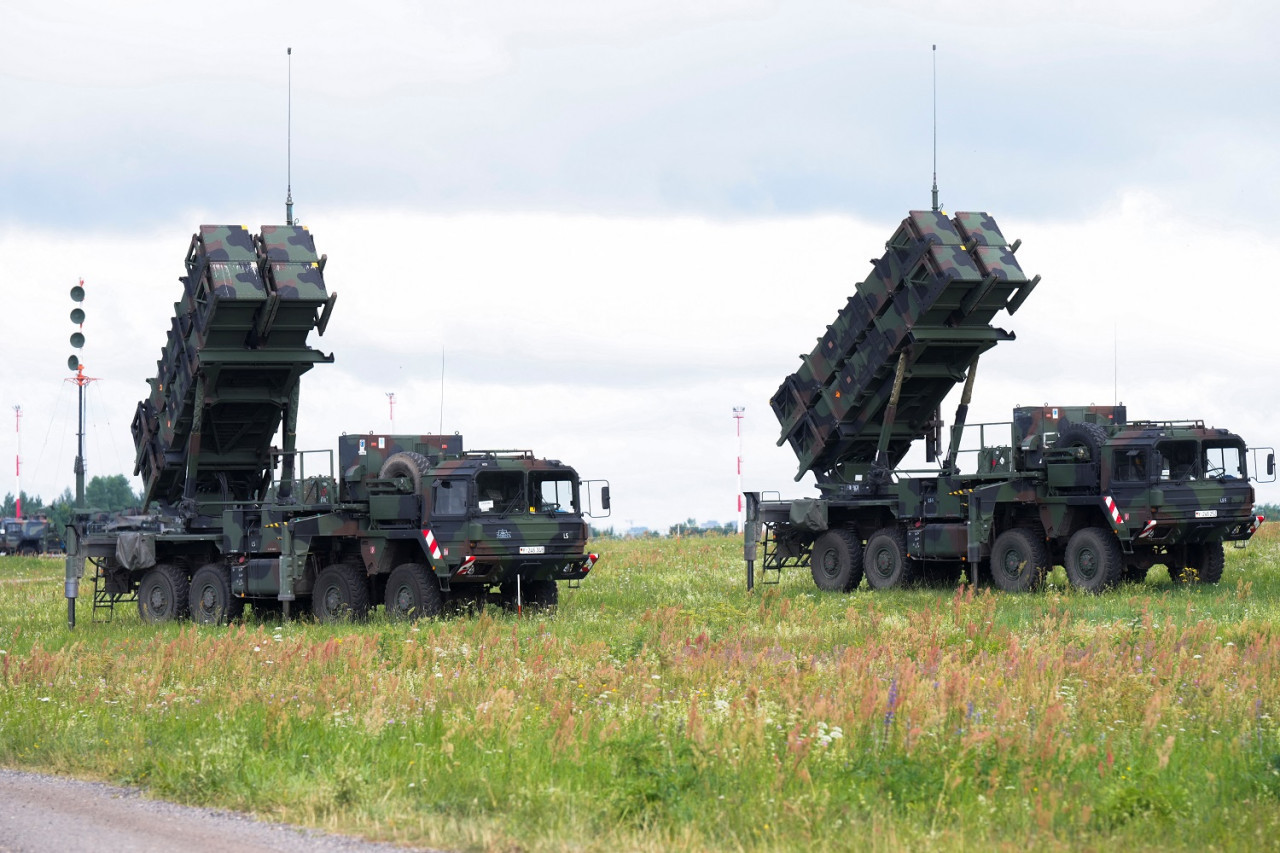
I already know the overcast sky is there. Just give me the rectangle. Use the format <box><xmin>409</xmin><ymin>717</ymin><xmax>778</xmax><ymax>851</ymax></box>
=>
<box><xmin>2</xmin><ymin>0</ymin><xmax>1278</xmax><ymax>530</ymax></box>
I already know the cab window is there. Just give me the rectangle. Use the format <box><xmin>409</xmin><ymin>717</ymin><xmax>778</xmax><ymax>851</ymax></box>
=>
<box><xmin>431</xmin><ymin>479</ymin><xmax>468</xmax><ymax>516</ymax></box>
<box><xmin>531</xmin><ymin>472</ymin><xmax>579</xmax><ymax>513</ymax></box>
<box><xmin>1156</xmin><ymin>440</ymin><xmax>1199</xmax><ymax>481</ymax></box>
<box><xmin>476</xmin><ymin>471</ymin><xmax>527</xmax><ymax>514</ymax></box>
<box><xmin>1203</xmin><ymin>442</ymin><xmax>1246</xmax><ymax>480</ymax></box>
<box><xmin>1112</xmin><ymin>448</ymin><xmax>1150</xmax><ymax>483</ymax></box>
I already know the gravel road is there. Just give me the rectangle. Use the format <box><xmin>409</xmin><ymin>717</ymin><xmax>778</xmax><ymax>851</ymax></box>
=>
<box><xmin>0</xmin><ymin>768</ymin><xmax>442</xmax><ymax>853</ymax></box>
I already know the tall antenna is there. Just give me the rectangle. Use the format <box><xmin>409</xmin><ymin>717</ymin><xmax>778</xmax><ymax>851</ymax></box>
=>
<box><xmin>438</xmin><ymin>347</ymin><xmax>446</xmax><ymax>434</ymax></box>
<box><xmin>931</xmin><ymin>44</ymin><xmax>939</xmax><ymax>212</ymax></box>
<box><xmin>286</xmin><ymin>46</ymin><xmax>294</xmax><ymax>226</ymax></box>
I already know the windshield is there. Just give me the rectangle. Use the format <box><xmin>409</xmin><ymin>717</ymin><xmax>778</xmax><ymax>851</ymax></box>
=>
<box><xmin>531</xmin><ymin>471</ymin><xmax>579</xmax><ymax>514</ymax></box>
<box><xmin>476</xmin><ymin>470</ymin><xmax>528</xmax><ymax>515</ymax></box>
<box><xmin>1157</xmin><ymin>440</ymin><xmax>1200</xmax><ymax>481</ymax></box>
<box><xmin>1203</xmin><ymin>441</ymin><xmax>1246</xmax><ymax>480</ymax></box>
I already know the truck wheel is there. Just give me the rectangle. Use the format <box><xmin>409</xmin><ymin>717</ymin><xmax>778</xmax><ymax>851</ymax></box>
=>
<box><xmin>810</xmin><ymin>529</ymin><xmax>863</xmax><ymax>592</ymax></box>
<box><xmin>990</xmin><ymin>529</ymin><xmax>1049</xmax><ymax>592</ymax></box>
<box><xmin>379</xmin><ymin>451</ymin><xmax>432</xmax><ymax>493</ymax></box>
<box><xmin>1170</xmin><ymin>542</ymin><xmax>1225</xmax><ymax>584</ymax></box>
<box><xmin>864</xmin><ymin>527</ymin><xmax>913</xmax><ymax>590</ymax></box>
<box><xmin>188</xmin><ymin>563</ymin><xmax>244</xmax><ymax>625</ymax></box>
<box><xmin>1054</xmin><ymin>422</ymin><xmax>1108</xmax><ymax>462</ymax></box>
<box><xmin>312</xmin><ymin>564</ymin><xmax>371</xmax><ymax>622</ymax></box>
<box><xmin>1065</xmin><ymin>527</ymin><xmax>1123</xmax><ymax>593</ymax></box>
<box><xmin>384</xmin><ymin>563</ymin><xmax>443</xmax><ymax>620</ymax></box>
<box><xmin>138</xmin><ymin>564</ymin><xmax>190</xmax><ymax>623</ymax></box>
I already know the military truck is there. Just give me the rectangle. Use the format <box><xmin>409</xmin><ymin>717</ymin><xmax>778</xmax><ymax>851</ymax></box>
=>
<box><xmin>64</xmin><ymin>224</ymin><xmax>608</xmax><ymax>625</ymax></box>
<box><xmin>1</xmin><ymin>517</ymin><xmax>53</xmax><ymax>555</ymax></box>
<box><xmin>744</xmin><ymin>209</ymin><xmax>1272</xmax><ymax>594</ymax></box>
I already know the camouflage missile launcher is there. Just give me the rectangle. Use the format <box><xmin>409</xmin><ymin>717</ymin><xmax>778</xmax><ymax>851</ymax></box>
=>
<box><xmin>746</xmin><ymin>211</ymin><xmax>1273</xmax><ymax>595</ymax></box>
<box><xmin>64</xmin><ymin>226</ymin><xmax>609</xmax><ymax>626</ymax></box>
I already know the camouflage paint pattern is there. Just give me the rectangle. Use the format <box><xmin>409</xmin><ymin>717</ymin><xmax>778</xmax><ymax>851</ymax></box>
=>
<box><xmin>132</xmin><ymin>225</ymin><xmax>335</xmax><ymax>510</ymax></box>
<box><xmin>749</xmin><ymin>210</ymin><xmax>1264</xmax><ymax>594</ymax></box>
<box><xmin>771</xmin><ymin>211</ymin><xmax>1034</xmax><ymax>482</ymax></box>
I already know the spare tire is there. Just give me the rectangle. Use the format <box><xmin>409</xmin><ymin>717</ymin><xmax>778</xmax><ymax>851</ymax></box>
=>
<box><xmin>1054</xmin><ymin>421</ymin><xmax>1109</xmax><ymax>462</ymax></box>
<box><xmin>379</xmin><ymin>451</ymin><xmax>432</xmax><ymax>494</ymax></box>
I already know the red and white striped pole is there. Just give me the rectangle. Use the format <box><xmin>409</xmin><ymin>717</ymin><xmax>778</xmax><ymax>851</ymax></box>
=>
<box><xmin>13</xmin><ymin>405</ymin><xmax>21</xmax><ymax>519</ymax></box>
<box><xmin>733</xmin><ymin>406</ymin><xmax>745</xmax><ymax>533</ymax></box>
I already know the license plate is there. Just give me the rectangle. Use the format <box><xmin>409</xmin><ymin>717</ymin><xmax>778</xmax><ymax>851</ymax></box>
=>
<box><xmin>1194</xmin><ymin>510</ymin><xmax>1218</xmax><ymax>519</ymax></box>
<box><xmin>519</xmin><ymin>545</ymin><xmax>546</xmax><ymax>555</ymax></box>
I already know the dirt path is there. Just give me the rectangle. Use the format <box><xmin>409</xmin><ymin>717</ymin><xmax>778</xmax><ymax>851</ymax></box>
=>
<box><xmin>0</xmin><ymin>768</ymin><xmax>442</xmax><ymax>853</ymax></box>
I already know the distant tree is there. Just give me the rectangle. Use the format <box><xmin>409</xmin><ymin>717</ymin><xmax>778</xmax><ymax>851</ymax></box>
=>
<box><xmin>668</xmin><ymin>517</ymin><xmax>703</xmax><ymax>538</ymax></box>
<box><xmin>85</xmin><ymin>475</ymin><xmax>142</xmax><ymax>512</ymax></box>
<box><xmin>3</xmin><ymin>491</ymin><xmax>45</xmax><ymax>518</ymax></box>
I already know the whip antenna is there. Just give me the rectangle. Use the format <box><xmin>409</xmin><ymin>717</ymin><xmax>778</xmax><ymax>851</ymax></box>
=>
<box><xmin>931</xmin><ymin>44</ymin><xmax>939</xmax><ymax>212</ymax></box>
<box><xmin>286</xmin><ymin>47</ymin><xmax>294</xmax><ymax>225</ymax></box>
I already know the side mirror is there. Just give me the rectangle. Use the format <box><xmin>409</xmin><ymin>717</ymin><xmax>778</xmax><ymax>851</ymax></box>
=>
<box><xmin>601</xmin><ymin>485</ymin><xmax>611</xmax><ymax>511</ymax></box>
<box><xmin>1269</xmin><ymin>453</ymin><xmax>1275</xmax><ymax>477</ymax></box>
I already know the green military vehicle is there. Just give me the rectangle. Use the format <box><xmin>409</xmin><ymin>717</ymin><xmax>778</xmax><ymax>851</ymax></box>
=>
<box><xmin>64</xmin><ymin>224</ymin><xmax>608</xmax><ymax>625</ymax></box>
<box><xmin>1</xmin><ymin>517</ymin><xmax>54</xmax><ymax>556</ymax></box>
<box><xmin>744</xmin><ymin>209</ymin><xmax>1273</xmax><ymax>594</ymax></box>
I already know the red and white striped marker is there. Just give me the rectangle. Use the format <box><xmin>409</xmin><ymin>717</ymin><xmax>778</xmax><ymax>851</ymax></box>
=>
<box><xmin>1104</xmin><ymin>496</ymin><xmax>1123</xmax><ymax>528</ymax></box>
<box><xmin>1138</xmin><ymin>519</ymin><xmax>1158</xmax><ymax>539</ymax></box>
<box><xmin>421</xmin><ymin>529</ymin><xmax>442</xmax><ymax>561</ymax></box>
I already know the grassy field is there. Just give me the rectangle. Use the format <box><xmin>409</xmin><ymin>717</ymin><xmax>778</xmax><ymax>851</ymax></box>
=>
<box><xmin>2</xmin><ymin>529</ymin><xmax>1279</xmax><ymax>851</ymax></box>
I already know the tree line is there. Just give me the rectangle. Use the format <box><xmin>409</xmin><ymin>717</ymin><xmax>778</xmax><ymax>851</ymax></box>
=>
<box><xmin>3</xmin><ymin>474</ymin><xmax>144</xmax><ymax>532</ymax></box>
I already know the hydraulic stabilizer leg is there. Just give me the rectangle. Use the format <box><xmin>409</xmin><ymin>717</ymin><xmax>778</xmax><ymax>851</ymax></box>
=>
<box><xmin>180</xmin><ymin>374</ymin><xmax>206</xmax><ymax>513</ymax></box>
<box><xmin>872</xmin><ymin>351</ymin><xmax>910</xmax><ymax>481</ymax></box>
<box><xmin>277</xmin><ymin>383</ymin><xmax>301</xmax><ymax>501</ymax></box>
<box><xmin>944</xmin><ymin>358</ymin><xmax>980</xmax><ymax>474</ymax></box>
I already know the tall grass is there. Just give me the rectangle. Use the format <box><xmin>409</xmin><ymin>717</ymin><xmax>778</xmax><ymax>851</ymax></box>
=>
<box><xmin>2</xmin><ymin>528</ymin><xmax>1279</xmax><ymax>851</ymax></box>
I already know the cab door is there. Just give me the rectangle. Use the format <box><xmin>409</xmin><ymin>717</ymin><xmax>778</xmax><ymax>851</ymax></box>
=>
<box><xmin>425</xmin><ymin>477</ymin><xmax>469</xmax><ymax>568</ymax></box>
<box><xmin>1104</xmin><ymin>445</ymin><xmax>1153</xmax><ymax>529</ymax></box>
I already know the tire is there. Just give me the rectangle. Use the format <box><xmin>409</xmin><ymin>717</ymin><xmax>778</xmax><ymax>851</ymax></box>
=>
<box><xmin>1170</xmin><ymin>542</ymin><xmax>1225</xmax><ymax>584</ymax></box>
<box><xmin>989</xmin><ymin>528</ymin><xmax>1049</xmax><ymax>593</ymax></box>
<box><xmin>311</xmin><ymin>563</ymin><xmax>371</xmax><ymax>622</ymax></box>
<box><xmin>501</xmin><ymin>578</ymin><xmax>559</xmax><ymax>612</ymax></box>
<box><xmin>384</xmin><ymin>563</ymin><xmax>443</xmax><ymax>621</ymax></box>
<box><xmin>1055</xmin><ymin>422</ymin><xmax>1109</xmax><ymax>462</ymax></box>
<box><xmin>1065</xmin><ymin>527</ymin><xmax>1124</xmax><ymax>593</ymax></box>
<box><xmin>379</xmin><ymin>451</ymin><xmax>432</xmax><ymax>493</ymax></box>
<box><xmin>810</xmin><ymin>529</ymin><xmax>864</xmax><ymax>592</ymax></box>
<box><xmin>138</xmin><ymin>564</ymin><xmax>190</xmax><ymax>623</ymax></box>
<box><xmin>188</xmin><ymin>563</ymin><xmax>243</xmax><ymax>625</ymax></box>
<box><xmin>863</xmin><ymin>527</ymin><xmax>914</xmax><ymax>590</ymax></box>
